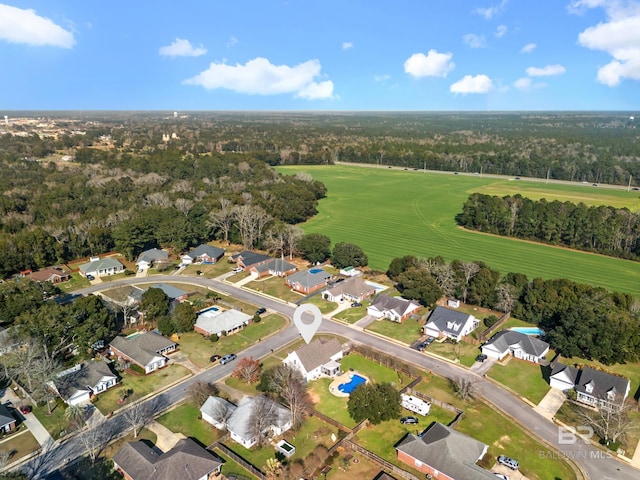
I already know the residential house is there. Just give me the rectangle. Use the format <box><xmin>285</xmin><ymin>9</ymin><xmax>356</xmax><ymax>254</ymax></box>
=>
<box><xmin>194</xmin><ymin>308</ymin><xmax>252</xmax><ymax>337</ymax></box>
<box><xmin>230</xmin><ymin>250</ymin><xmax>272</xmax><ymax>270</ymax></box>
<box><xmin>367</xmin><ymin>295</ymin><xmax>421</xmax><ymax>322</ymax></box>
<box><xmin>49</xmin><ymin>361</ymin><xmax>118</xmax><ymax>406</ymax></box>
<box><xmin>339</xmin><ymin>266</ymin><xmax>361</xmax><ymax>277</ymax></box>
<box><xmin>549</xmin><ymin>364</ymin><xmax>630</xmax><ymax>411</ymax></box>
<box><xmin>181</xmin><ymin>244</ymin><xmax>225</xmax><ymax>265</ymax></box>
<box><xmin>286</xmin><ymin>269</ymin><xmax>332</xmax><ymax>294</ymax></box>
<box><xmin>109</xmin><ymin>331</ymin><xmax>177</xmax><ymax>374</ymax></box>
<box><xmin>135</xmin><ymin>248</ymin><xmax>169</xmax><ymax>271</ymax></box>
<box><xmin>372</xmin><ymin>473</ymin><xmax>398</xmax><ymax>480</ymax></box>
<box><xmin>113</xmin><ymin>437</ymin><xmax>223</xmax><ymax>480</ymax></box>
<box><xmin>283</xmin><ymin>337</ymin><xmax>343</xmax><ymax>382</ymax></box>
<box><xmin>249</xmin><ymin>258</ymin><xmax>297</xmax><ymax>279</ymax></box>
<box><xmin>0</xmin><ymin>404</ymin><xmax>16</xmax><ymax>434</ymax></box>
<box><xmin>25</xmin><ymin>267</ymin><xmax>70</xmax><ymax>284</ymax></box>
<box><xmin>322</xmin><ymin>276</ymin><xmax>376</xmax><ymax>303</ymax></box>
<box><xmin>128</xmin><ymin>284</ymin><xmax>190</xmax><ymax>303</ymax></box>
<box><xmin>481</xmin><ymin>330</ymin><xmax>549</xmax><ymax>363</ymax></box>
<box><xmin>201</xmin><ymin>395</ymin><xmax>292</xmax><ymax>449</ymax></box>
<box><xmin>424</xmin><ymin>306</ymin><xmax>479</xmax><ymax>341</ymax></box>
<box><xmin>396</xmin><ymin>422</ymin><xmax>495</xmax><ymax>480</ymax></box>
<box><xmin>79</xmin><ymin>256</ymin><xmax>125</xmax><ymax>278</ymax></box>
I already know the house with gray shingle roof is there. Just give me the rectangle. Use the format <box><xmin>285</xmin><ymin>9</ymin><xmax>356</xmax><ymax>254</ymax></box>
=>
<box><xmin>550</xmin><ymin>363</ymin><xmax>630</xmax><ymax>411</ymax></box>
<box><xmin>201</xmin><ymin>395</ymin><xmax>291</xmax><ymax>449</ymax></box>
<box><xmin>109</xmin><ymin>331</ymin><xmax>176</xmax><ymax>374</ymax></box>
<box><xmin>113</xmin><ymin>437</ymin><xmax>223</xmax><ymax>480</ymax></box>
<box><xmin>283</xmin><ymin>337</ymin><xmax>342</xmax><ymax>382</ymax></box>
<box><xmin>49</xmin><ymin>361</ymin><xmax>118</xmax><ymax>406</ymax></box>
<box><xmin>367</xmin><ymin>294</ymin><xmax>420</xmax><ymax>322</ymax></box>
<box><xmin>194</xmin><ymin>308</ymin><xmax>252</xmax><ymax>337</ymax></box>
<box><xmin>230</xmin><ymin>250</ymin><xmax>272</xmax><ymax>270</ymax></box>
<box><xmin>181</xmin><ymin>244</ymin><xmax>225</xmax><ymax>265</ymax></box>
<box><xmin>424</xmin><ymin>306</ymin><xmax>479</xmax><ymax>341</ymax></box>
<box><xmin>0</xmin><ymin>404</ymin><xmax>16</xmax><ymax>433</ymax></box>
<box><xmin>79</xmin><ymin>256</ymin><xmax>125</xmax><ymax>278</ymax></box>
<box><xmin>249</xmin><ymin>257</ymin><xmax>297</xmax><ymax>278</ymax></box>
<box><xmin>286</xmin><ymin>268</ymin><xmax>332</xmax><ymax>294</ymax></box>
<box><xmin>323</xmin><ymin>276</ymin><xmax>376</xmax><ymax>303</ymax></box>
<box><xmin>481</xmin><ymin>330</ymin><xmax>549</xmax><ymax>363</ymax></box>
<box><xmin>396</xmin><ymin>422</ymin><xmax>495</xmax><ymax>480</ymax></box>
<box><xmin>135</xmin><ymin>248</ymin><xmax>169</xmax><ymax>270</ymax></box>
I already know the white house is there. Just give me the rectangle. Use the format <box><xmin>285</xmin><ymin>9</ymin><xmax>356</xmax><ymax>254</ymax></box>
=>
<box><xmin>367</xmin><ymin>295</ymin><xmax>421</xmax><ymax>322</ymax></box>
<box><xmin>79</xmin><ymin>256</ymin><xmax>125</xmax><ymax>278</ymax></box>
<box><xmin>201</xmin><ymin>396</ymin><xmax>292</xmax><ymax>449</ymax></box>
<box><xmin>424</xmin><ymin>306</ymin><xmax>479</xmax><ymax>341</ymax></box>
<box><xmin>194</xmin><ymin>308</ymin><xmax>252</xmax><ymax>337</ymax></box>
<box><xmin>181</xmin><ymin>244</ymin><xmax>225</xmax><ymax>265</ymax></box>
<box><xmin>49</xmin><ymin>361</ymin><xmax>118</xmax><ymax>406</ymax></box>
<box><xmin>109</xmin><ymin>332</ymin><xmax>176</xmax><ymax>374</ymax></box>
<box><xmin>481</xmin><ymin>330</ymin><xmax>549</xmax><ymax>363</ymax></box>
<box><xmin>135</xmin><ymin>248</ymin><xmax>169</xmax><ymax>271</ymax></box>
<box><xmin>283</xmin><ymin>337</ymin><xmax>343</xmax><ymax>382</ymax></box>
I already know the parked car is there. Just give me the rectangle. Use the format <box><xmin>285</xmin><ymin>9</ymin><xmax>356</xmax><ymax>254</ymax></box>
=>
<box><xmin>210</xmin><ymin>355</ymin><xmax>221</xmax><ymax>363</ymax></box>
<box><xmin>476</xmin><ymin>354</ymin><xmax>488</xmax><ymax>362</ymax></box>
<box><xmin>424</xmin><ymin>336</ymin><xmax>436</xmax><ymax>346</ymax></box>
<box><xmin>86</xmin><ymin>275</ymin><xmax>95</xmax><ymax>281</ymax></box>
<box><xmin>494</xmin><ymin>474</ymin><xmax>509</xmax><ymax>480</ymax></box>
<box><xmin>351</xmin><ymin>302</ymin><xmax>362</xmax><ymax>307</ymax></box>
<box><xmin>416</xmin><ymin>341</ymin><xmax>428</xmax><ymax>352</ymax></box>
<box><xmin>255</xmin><ymin>307</ymin><xmax>267</xmax><ymax>315</ymax></box>
<box><xmin>19</xmin><ymin>405</ymin><xmax>32</xmax><ymax>414</ymax></box>
<box><xmin>232</xmin><ymin>267</ymin><xmax>243</xmax><ymax>274</ymax></box>
<box><xmin>220</xmin><ymin>353</ymin><xmax>237</xmax><ymax>365</ymax></box>
<box><xmin>497</xmin><ymin>455</ymin><xmax>519</xmax><ymax>470</ymax></box>
<box><xmin>400</xmin><ymin>416</ymin><xmax>419</xmax><ymax>424</ymax></box>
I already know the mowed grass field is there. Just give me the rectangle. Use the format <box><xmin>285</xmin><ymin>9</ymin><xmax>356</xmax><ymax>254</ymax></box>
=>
<box><xmin>276</xmin><ymin>165</ymin><xmax>640</xmax><ymax>297</ymax></box>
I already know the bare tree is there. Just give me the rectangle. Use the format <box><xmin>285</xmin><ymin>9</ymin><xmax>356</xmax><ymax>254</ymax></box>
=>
<box><xmin>207</xmin><ymin>198</ymin><xmax>234</xmax><ymax>245</ymax></box>
<box><xmin>451</xmin><ymin>376</ymin><xmax>477</xmax><ymax>401</ymax></box>
<box><xmin>232</xmin><ymin>357</ymin><xmax>261</xmax><ymax>384</ymax></box>
<box><xmin>174</xmin><ymin>198</ymin><xmax>194</xmax><ymax>218</ymax></box>
<box><xmin>234</xmin><ymin>204</ymin><xmax>272</xmax><ymax>250</ymax></box>
<box><xmin>268</xmin><ymin>364</ymin><xmax>312</xmax><ymax>429</ymax></box>
<box><xmin>247</xmin><ymin>396</ymin><xmax>278</xmax><ymax>447</ymax></box>
<box><xmin>106</xmin><ymin>286</ymin><xmax>139</xmax><ymax>325</ymax></box>
<box><xmin>283</xmin><ymin>224</ymin><xmax>303</xmax><ymax>260</ymax></box>
<box><xmin>144</xmin><ymin>192</ymin><xmax>171</xmax><ymax>208</ymax></box>
<box><xmin>578</xmin><ymin>400</ymin><xmax>639</xmax><ymax>446</ymax></box>
<box><xmin>459</xmin><ymin>261</ymin><xmax>480</xmax><ymax>303</ymax></box>
<box><xmin>211</xmin><ymin>398</ymin><xmax>234</xmax><ymax>427</ymax></box>
<box><xmin>187</xmin><ymin>381</ymin><xmax>219</xmax><ymax>407</ymax></box>
<box><xmin>122</xmin><ymin>402</ymin><xmax>151</xmax><ymax>438</ymax></box>
<box><xmin>78</xmin><ymin>417</ymin><xmax>113</xmax><ymax>464</ymax></box>
<box><xmin>432</xmin><ymin>264</ymin><xmax>458</xmax><ymax>298</ymax></box>
<box><xmin>495</xmin><ymin>283</ymin><xmax>517</xmax><ymax>313</ymax></box>
<box><xmin>265</xmin><ymin>223</ymin><xmax>287</xmax><ymax>259</ymax></box>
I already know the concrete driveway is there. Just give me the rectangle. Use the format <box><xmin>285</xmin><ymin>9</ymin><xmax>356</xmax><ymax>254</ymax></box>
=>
<box><xmin>534</xmin><ymin>387</ymin><xmax>566</xmax><ymax>420</ymax></box>
<box><xmin>470</xmin><ymin>357</ymin><xmax>496</xmax><ymax>376</ymax></box>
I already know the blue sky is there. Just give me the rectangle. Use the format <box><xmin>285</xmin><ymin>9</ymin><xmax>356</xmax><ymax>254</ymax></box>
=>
<box><xmin>1</xmin><ymin>0</ymin><xmax>640</xmax><ymax>110</ymax></box>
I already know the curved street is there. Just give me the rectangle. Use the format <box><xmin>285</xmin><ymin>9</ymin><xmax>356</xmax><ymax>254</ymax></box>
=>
<box><xmin>20</xmin><ymin>274</ymin><xmax>640</xmax><ymax>480</ymax></box>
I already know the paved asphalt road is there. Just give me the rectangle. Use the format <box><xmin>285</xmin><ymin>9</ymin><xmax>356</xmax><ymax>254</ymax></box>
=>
<box><xmin>22</xmin><ymin>275</ymin><xmax>639</xmax><ymax>480</ymax></box>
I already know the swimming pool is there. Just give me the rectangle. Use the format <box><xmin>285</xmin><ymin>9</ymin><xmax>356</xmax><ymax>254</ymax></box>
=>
<box><xmin>364</xmin><ymin>280</ymin><xmax>388</xmax><ymax>292</ymax></box>
<box><xmin>199</xmin><ymin>306</ymin><xmax>220</xmax><ymax>315</ymax></box>
<box><xmin>510</xmin><ymin>327</ymin><xmax>544</xmax><ymax>336</ymax></box>
<box><xmin>310</xmin><ymin>268</ymin><xmax>323</xmax><ymax>274</ymax></box>
<box><xmin>338</xmin><ymin>374</ymin><xmax>367</xmax><ymax>394</ymax></box>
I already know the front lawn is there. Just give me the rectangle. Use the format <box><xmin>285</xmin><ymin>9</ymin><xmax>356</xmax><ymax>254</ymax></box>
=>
<box><xmin>33</xmin><ymin>401</ymin><xmax>68</xmax><ymax>439</ymax></box>
<box><xmin>157</xmin><ymin>402</ymin><xmax>222</xmax><ymax>446</ymax></box>
<box><xmin>174</xmin><ymin>331</ymin><xmax>221</xmax><ymax>369</ymax></box>
<box><xmin>0</xmin><ymin>430</ymin><xmax>40</xmax><ymax>464</ymax></box>
<box><xmin>334</xmin><ymin>306</ymin><xmax>367</xmax><ymax>323</ymax></box>
<box><xmin>58</xmin><ymin>272</ymin><xmax>91</xmax><ymax>292</ymax></box>
<box><xmin>340</xmin><ymin>353</ymin><xmax>411</xmax><ymax>385</ymax></box>
<box><xmin>365</xmin><ymin>318</ymin><xmax>424</xmax><ymax>345</ymax></box>
<box><xmin>304</xmin><ymin>294</ymin><xmax>338</xmax><ymax>314</ymax></box>
<box><xmin>215</xmin><ymin>314</ymin><xmax>287</xmax><ymax>355</ymax></box>
<box><xmin>181</xmin><ymin>260</ymin><xmax>231</xmax><ymax>278</ymax></box>
<box><xmin>488</xmin><ymin>359</ymin><xmax>551</xmax><ymax>404</ymax></box>
<box><xmin>427</xmin><ymin>339</ymin><xmax>480</xmax><ymax>367</ymax></box>
<box><xmin>92</xmin><ymin>364</ymin><xmax>191</xmax><ymax>415</ymax></box>
<box><xmin>246</xmin><ymin>276</ymin><xmax>302</xmax><ymax>302</ymax></box>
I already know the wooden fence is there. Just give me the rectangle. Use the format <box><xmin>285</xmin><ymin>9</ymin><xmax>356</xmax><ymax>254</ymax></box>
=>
<box><xmin>309</xmin><ymin>408</ymin><xmax>352</xmax><ymax>433</ymax></box>
<box><xmin>478</xmin><ymin>312</ymin><xmax>511</xmax><ymax>343</ymax></box>
<box><xmin>215</xmin><ymin>442</ymin><xmax>266</xmax><ymax>480</ymax></box>
<box><xmin>343</xmin><ymin>440</ymin><xmax>421</xmax><ymax>480</ymax></box>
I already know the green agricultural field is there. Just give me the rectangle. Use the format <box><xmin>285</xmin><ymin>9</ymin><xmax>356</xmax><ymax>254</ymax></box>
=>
<box><xmin>276</xmin><ymin>165</ymin><xmax>640</xmax><ymax>297</ymax></box>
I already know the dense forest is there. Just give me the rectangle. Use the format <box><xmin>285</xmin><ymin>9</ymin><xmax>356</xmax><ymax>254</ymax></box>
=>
<box><xmin>387</xmin><ymin>255</ymin><xmax>640</xmax><ymax>365</ymax></box>
<box><xmin>456</xmin><ymin>193</ymin><xmax>640</xmax><ymax>260</ymax></box>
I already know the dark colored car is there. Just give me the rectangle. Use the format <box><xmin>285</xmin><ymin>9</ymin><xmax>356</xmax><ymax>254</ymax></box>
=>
<box><xmin>424</xmin><ymin>336</ymin><xmax>436</xmax><ymax>346</ymax></box>
<box><xmin>255</xmin><ymin>307</ymin><xmax>267</xmax><ymax>315</ymax></box>
<box><xmin>210</xmin><ymin>354</ymin><xmax>221</xmax><ymax>363</ymax></box>
<box><xmin>416</xmin><ymin>342</ymin><xmax>428</xmax><ymax>352</ymax></box>
<box><xmin>19</xmin><ymin>405</ymin><xmax>32</xmax><ymax>414</ymax></box>
<box><xmin>400</xmin><ymin>416</ymin><xmax>419</xmax><ymax>424</ymax></box>
<box><xmin>351</xmin><ymin>302</ymin><xmax>362</xmax><ymax>307</ymax></box>
<box><xmin>86</xmin><ymin>274</ymin><xmax>95</xmax><ymax>281</ymax></box>
<box><xmin>476</xmin><ymin>354</ymin><xmax>488</xmax><ymax>362</ymax></box>
<box><xmin>220</xmin><ymin>353</ymin><xmax>237</xmax><ymax>365</ymax></box>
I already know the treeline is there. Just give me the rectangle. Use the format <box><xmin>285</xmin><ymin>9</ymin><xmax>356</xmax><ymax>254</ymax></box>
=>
<box><xmin>0</xmin><ymin>148</ymin><xmax>325</xmax><ymax>277</ymax></box>
<box><xmin>457</xmin><ymin>193</ymin><xmax>640</xmax><ymax>260</ymax></box>
<box><xmin>388</xmin><ymin>255</ymin><xmax>640</xmax><ymax>365</ymax></box>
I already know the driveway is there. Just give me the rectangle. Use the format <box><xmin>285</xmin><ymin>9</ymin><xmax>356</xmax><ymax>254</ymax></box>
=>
<box><xmin>146</xmin><ymin>421</ymin><xmax>185</xmax><ymax>453</ymax></box>
<box><xmin>470</xmin><ymin>357</ymin><xmax>496</xmax><ymax>376</ymax></box>
<box><xmin>0</xmin><ymin>387</ymin><xmax>54</xmax><ymax>448</ymax></box>
<box><xmin>534</xmin><ymin>387</ymin><xmax>566</xmax><ymax>420</ymax></box>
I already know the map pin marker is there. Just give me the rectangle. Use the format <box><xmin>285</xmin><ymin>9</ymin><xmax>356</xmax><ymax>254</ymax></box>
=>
<box><xmin>293</xmin><ymin>304</ymin><xmax>323</xmax><ymax>344</ymax></box>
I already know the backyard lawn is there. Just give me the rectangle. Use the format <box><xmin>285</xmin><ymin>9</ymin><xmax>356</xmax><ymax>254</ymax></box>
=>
<box><xmin>309</xmin><ymin>378</ymin><xmax>355</xmax><ymax>428</ymax></box>
<box><xmin>340</xmin><ymin>353</ymin><xmax>412</xmax><ymax>385</ymax></box>
<box><xmin>92</xmin><ymin>364</ymin><xmax>191</xmax><ymax>415</ymax></box>
<box><xmin>487</xmin><ymin>358</ymin><xmax>551</xmax><ymax>404</ymax></box>
<box><xmin>214</xmin><ymin>448</ymin><xmax>260</xmax><ymax>480</ymax></box>
<box><xmin>365</xmin><ymin>318</ymin><xmax>424</xmax><ymax>345</ymax></box>
<box><xmin>157</xmin><ymin>402</ymin><xmax>222</xmax><ymax>446</ymax></box>
<box><xmin>426</xmin><ymin>339</ymin><xmax>480</xmax><ymax>367</ymax></box>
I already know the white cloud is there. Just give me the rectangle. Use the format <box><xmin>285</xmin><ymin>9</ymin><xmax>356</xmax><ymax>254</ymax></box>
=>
<box><xmin>183</xmin><ymin>57</ymin><xmax>335</xmax><ymax>99</ymax></box>
<box><xmin>159</xmin><ymin>38</ymin><xmax>207</xmax><ymax>57</ymax></box>
<box><xmin>342</xmin><ymin>41</ymin><xmax>353</xmax><ymax>50</ymax></box>
<box><xmin>514</xmin><ymin>77</ymin><xmax>546</xmax><ymax>90</ymax></box>
<box><xmin>495</xmin><ymin>25</ymin><xmax>508</xmax><ymax>38</ymax></box>
<box><xmin>521</xmin><ymin>43</ymin><xmax>537</xmax><ymax>53</ymax></box>
<box><xmin>404</xmin><ymin>50</ymin><xmax>455</xmax><ymax>78</ymax></box>
<box><xmin>0</xmin><ymin>4</ymin><xmax>75</xmax><ymax>48</ymax></box>
<box><xmin>463</xmin><ymin>33</ymin><xmax>487</xmax><ymax>48</ymax></box>
<box><xmin>525</xmin><ymin>64</ymin><xmax>566</xmax><ymax>76</ymax></box>
<box><xmin>450</xmin><ymin>74</ymin><xmax>494</xmax><ymax>94</ymax></box>
<box><xmin>474</xmin><ymin>0</ymin><xmax>509</xmax><ymax>19</ymax></box>
<box><xmin>374</xmin><ymin>74</ymin><xmax>390</xmax><ymax>82</ymax></box>
<box><xmin>572</xmin><ymin>1</ymin><xmax>640</xmax><ymax>86</ymax></box>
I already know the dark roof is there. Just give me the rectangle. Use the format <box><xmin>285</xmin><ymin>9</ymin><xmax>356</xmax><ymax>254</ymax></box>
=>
<box><xmin>0</xmin><ymin>404</ymin><xmax>15</xmax><ymax>428</ymax></box>
<box><xmin>396</xmin><ymin>422</ymin><xmax>494</xmax><ymax>480</ymax></box>
<box><xmin>326</xmin><ymin>276</ymin><xmax>375</xmax><ymax>298</ymax></box>
<box><xmin>113</xmin><ymin>438</ymin><xmax>223</xmax><ymax>480</ymax></box>
<box><xmin>575</xmin><ymin>367</ymin><xmax>630</xmax><ymax>403</ymax></box>
<box><xmin>550</xmin><ymin>362</ymin><xmax>579</xmax><ymax>384</ymax></box>
<box><xmin>110</xmin><ymin>332</ymin><xmax>176</xmax><ymax>367</ymax></box>
<box><xmin>53</xmin><ymin>361</ymin><xmax>117</xmax><ymax>401</ymax></box>
<box><xmin>484</xmin><ymin>330</ymin><xmax>549</xmax><ymax>357</ymax></box>
<box><xmin>26</xmin><ymin>267</ymin><xmax>69</xmax><ymax>282</ymax></box>
<box><xmin>231</xmin><ymin>250</ymin><xmax>272</xmax><ymax>267</ymax></box>
<box><xmin>287</xmin><ymin>269</ymin><xmax>332</xmax><ymax>289</ymax></box>
<box><xmin>265</xmin><ymin>258</ymin><xmax>296</xmax><ymax>273</ymax></box>
<box><xmin>136</xmin><ymin>248</ymin><xmax>169</xmax><ymax>264</ymax></box>
<box><xmin>372</xmin><ymin>472</ymin><xmax>398</xmax><ymax>480</ymax></box>
<box><xmin>292</xmin><ymin>337</ymin><xmax>342</xmax><ymax>372</ymax></box>
<box><xmin>426</xmin><ymin>306</ymin><xmax>475</xmax><ymax>335</ymax></box>
<box><xmin>187</xmin><ymin>244</ymin><xmax>225</xmax><ymax>260</ymax></box>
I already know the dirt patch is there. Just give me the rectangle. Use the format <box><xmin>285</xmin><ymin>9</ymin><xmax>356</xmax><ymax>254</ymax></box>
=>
<box><xmin>309</xmin><ymin>390</ymin><xmax>321</xmax><ymax>404</ymax></box>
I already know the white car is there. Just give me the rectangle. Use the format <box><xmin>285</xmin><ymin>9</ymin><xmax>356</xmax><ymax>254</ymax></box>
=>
<box><xmin>232</xmin><ymin>267</ymin><xmax>243</xmax><ymax>274</ymax></box>
<box><xmin>494</xmin><ymin>474</ymin><xmax>509</xmax><ymax>480</ymax></box>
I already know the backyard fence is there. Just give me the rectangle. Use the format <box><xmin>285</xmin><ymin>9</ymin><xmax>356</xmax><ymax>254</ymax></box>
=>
<box><xmin>403</xmin><ymin>386</ymin><xmax>463</xmax><ymax>416</ymax></box>
<box><xmin>215</xmin><ymin>442</ymin><xmax>266</xmax><ymax>480</ymax></box>
<box><xmin>343</xmin><ymin>440</ymin><xmax>421</xmax><ymax>480</ymax></box>
<box><xmin>478</xmin><ymin>312</ymin><xmax>510</xmax><ymax>343</ymax></box>
<box><xmin>309</xmin><ymin>408</ymin><xmax>351</xmax><ymax>433</ymax></box>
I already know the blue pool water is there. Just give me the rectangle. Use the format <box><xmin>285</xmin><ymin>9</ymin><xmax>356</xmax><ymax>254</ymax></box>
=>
<box><xmin>310</xmin><ymin>268</ymin><xmax>323</xmax><ymax>274</ymax></box>
<box><xmin>510</xmin><ymin>327</ymin><xmax>544</xmax><ymax>336</ymax></box>
<box><xmin>338</xmin><ymin>374</ymin><xmax>367</xmax><ymax>394</ymax></box>
<box><xmin>364</xmin><ymin>280</ymin><xmax>388</xmax><ymax>292</ymax></box>
<box><xmin>200</xmin><ymin>306</ymin><xmax>220</xmax><ymax>314</ymax></box>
